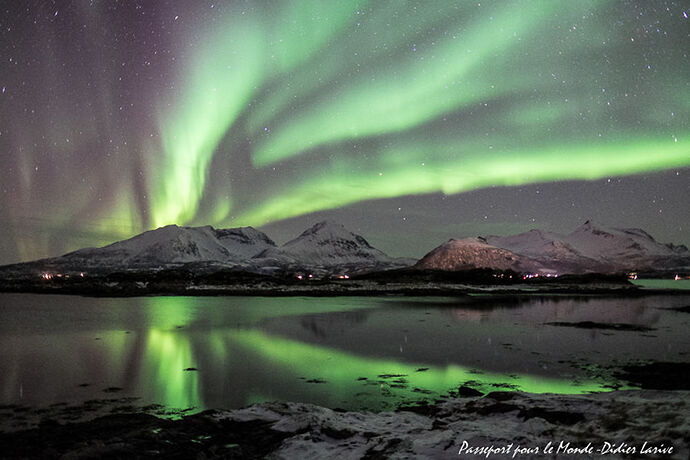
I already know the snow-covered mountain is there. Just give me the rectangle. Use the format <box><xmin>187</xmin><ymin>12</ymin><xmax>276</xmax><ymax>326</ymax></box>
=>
<box><xmin>485</xmin><ymin>227</ymin><xmax>610</xmax><ymax>273</ymax></box>
<box><xmin>1</xmin><ymin>219</ymin><xmax>686</xmax><ymax>278</ymax></box>
<box><xmin>565</xmin><ymin>221</ymin><xmax>684</xmax><ymax>264</ymax></box>
<box><xmin>0</xmin><ymin>221</ymin><xmax>410</xmax><ymax>276</ymax></box>
<box><xmin>214</xmin><ymin>226</ymin><xmax>278</xmax><ymax>259</ymax></box>
<box><xmin>489</xmin><ymin>221</ymin><xmax>689</xmax><ymax>272</ymax></box>
<box><xmin>435</xmin><ymin>221</ymin><xmax>690</xmax><ymax>274</ymax></box>
<box><xmin>280</xmin><ymin>220</ymin><xmax>398</xmax><ymax>270</ymax></box>
<box><xmin>50</xmin><ymin>224</ymin><xmax>277</xmax><ymax>269</ymax></box>
<box><xmin>415</xmin><ymin>237</ymin><xmax>542</xmax><ymax>273</ymax></box>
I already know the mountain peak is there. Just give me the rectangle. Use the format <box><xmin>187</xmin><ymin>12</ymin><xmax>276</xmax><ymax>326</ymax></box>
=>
<box><xmin>416</xmin><ymin>237</ymin><xmax>533</xmax><ymax>272</ymax></box>
<box><xmin>214</xmin><ymin>226</ymin><xmax>276</xmax><ymax>247</ymax></box>
<box><xmin>289</xmin><ymin>220</ymin><xmax>372</xmax><ymax>246</ymax></box>
<box><xmin>445</xmin><ymin>237</ymin><xmax>489</xmax><ymax>247</ymax></box>
<box><xmin>287</xmin><ymin>220</ymin><xmax>366</xmax><ymax>246</ymax></box>
<box><xmin>282</xmin><ymin>220</ymin><xmax>391</xmax><ymax>267</ymax></box>
<box><xmin>298</xmin><ymin>220</ymin><xmax>348</xmax><ymax>236</ymax></box>
<box><xmin>572</xmin><ymin>220</ymin><xmax>611</xmax><ymax>236</ymax></box>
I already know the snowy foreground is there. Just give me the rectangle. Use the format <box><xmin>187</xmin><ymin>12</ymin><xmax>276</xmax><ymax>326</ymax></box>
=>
<box><xmin>219</xmin><ymin>391</ymin><xmax>688</xmax><ymax>459</ymax></box>
<box><xmin>1</xmin><ymin>390</ymin><xmax>687</xmax><ymax>458</ymax></box>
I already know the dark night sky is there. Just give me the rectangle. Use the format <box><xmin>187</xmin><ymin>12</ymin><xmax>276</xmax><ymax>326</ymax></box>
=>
<box><xmin>1</xmin><ymin>0</ymin><xmax>688</xmax><ymax>264</ymax></box>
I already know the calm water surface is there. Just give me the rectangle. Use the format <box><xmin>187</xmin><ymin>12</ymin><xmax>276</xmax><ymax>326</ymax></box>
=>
<box><xmin>1</xmin><ymin>293</ymin><xmax>689</xmax><ymax>413</ymax></box>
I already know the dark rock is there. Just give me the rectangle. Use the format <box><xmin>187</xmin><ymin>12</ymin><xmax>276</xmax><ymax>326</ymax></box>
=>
<box><xmin>519</xmin><ymin>407</ymin><xmax>585</xmax><ymax>425</ymax></box>
<box><xmin>0</xmin><ymin>413</ymin><xmax>293</xmax><ymax>459</ymax></box>
<box><xmin>321</xmin><ymin>425</ymin><xmax>356</xmax><ymax>440</ymax></box>
<box><xmin>397</xmin><ymin>401</ymin><xmax>440</xmax><ymax>417</ymax></box>
<box><xmin>363</xmin><ymin>437</ymin><xmax>404</xmax><ymax>460</ymax></box>
<box><xmin>545</xmin><ymin>321</ymin><xmax>654</xmax><ymax>332</ymax></box>
<box><xmin>457</xmin><ymin>386</ymin><xmax>483</xmax><ymax>397</ymax></box>
<box><xmin>476</xmin><ymin>402</ymin><xmax>521</xmax><ymax>416</ymax></box>
<box><xmin>613</xmin><ymin>362</ymin><xmax>690</xmax><ymax>390</ymax></box>
<box><xmin>485</xmin><ymin>391</ymin><xmax>517</xmax><ymax>401</ymax></box>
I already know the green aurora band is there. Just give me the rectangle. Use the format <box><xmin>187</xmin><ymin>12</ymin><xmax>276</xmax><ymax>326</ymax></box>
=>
<box><xmin>226</xmin><ymin>329</ymin><xmax>614</xmax><ymax>399</ymax></box>
<box><xmin>150</xmin><ymin>0</ymin><xmax>688</xmax><ymax>230</ymax></box>
<box><xmin>154</xmin><ymin>0</ymin><xmax>366</xmax><ymax>227</ymax></box>
<box><xmin>2</xmin><ymin>1</ymin><xmax>688</xmax><ymax>262</ymax></box>
<box><xmin>113</xmin><ymin>298</ymin><xmax>617</xmax><ymax>410</ymax></box>
<box><xmin>234</xmin><ymin>135</ymin><xmax>688</xmax><ymax>225</ymax></box>
<box><xmin>103</xmin><ymin>327</ymin><xmax>616</xmax><ymax>412</ymax></box>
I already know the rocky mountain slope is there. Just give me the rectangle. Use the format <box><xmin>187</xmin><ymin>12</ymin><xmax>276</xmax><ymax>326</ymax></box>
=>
<box><xmin>420</xmin><ymin>221</ymin><xmax>689</xmax><ymax>274</ymax></box>
<box><xmin>415</xmin><ymin>237</ymin><xmax>541</xmax><ymax>273</ymax></box>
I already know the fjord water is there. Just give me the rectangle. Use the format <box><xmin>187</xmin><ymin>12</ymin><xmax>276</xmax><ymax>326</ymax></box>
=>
<box><xmin>1</xmin><ymin>293</ymin><xmax>689</xmax><ymax>413</ymax></box>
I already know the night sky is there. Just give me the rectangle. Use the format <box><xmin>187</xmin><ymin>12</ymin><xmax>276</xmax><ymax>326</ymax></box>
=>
<box><xmin>1</xmin><ymin>0</ymin><xmax>688</xmax><ymax>264</ymax></box>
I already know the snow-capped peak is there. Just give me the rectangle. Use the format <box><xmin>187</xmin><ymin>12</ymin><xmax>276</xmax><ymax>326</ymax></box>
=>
<box><xmin>567</xmin><ymin>220</ymin><xmax>678</xmax><ymax>261</ymax></box>
<box><xmin>214</xmin><ymin>226</ymin><xmax>277</xmax><ymax>259</ymax></box>
<box><xmin>483</xmin><ymin>220</ymin><xmax>688</xmax><ymax>273</ymax></box>
<box><xmin>290</xmin><ymin>220</ymin><xmax>370</xmax><ymax>244</ymax></box>
<box><xmin>571</xmin><ymin>220</ymin><xmax>613</xmax><ymax>237</ymax></box>
<box><xmin>62</xmin><ymin>224</ymin><xmax>276</xmax><ymax>267</ymax></box>
<box><xmin>282</xmin><ymin>220</ymin><xmax>391</xmax><ymax>266</ymax></box>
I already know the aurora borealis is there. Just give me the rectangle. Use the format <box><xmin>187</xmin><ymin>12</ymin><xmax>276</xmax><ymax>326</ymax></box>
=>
<box><xmin>1</xmin><ymin>1</ymin><xmax>688</xmax><ymax>264</ymax></box>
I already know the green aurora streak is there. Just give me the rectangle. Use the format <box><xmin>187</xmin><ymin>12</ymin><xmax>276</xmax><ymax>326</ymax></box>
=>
<box><xmin>127</xmin><ymin>327</ymin><xmax>615</xmax><ymax>411</ymax></box>
<box><xmin>121</xmin><ymin>297</ymin><xmax>615</xmax><ymax>410</ymax></box>
<box><xmin>2</xmin><ymin>1</ymin><xmax>688</xmax><ymax>262</ymax></box>
<box><xmin>227</xmin><ymin>329</ymin><xmax>613</xmax><ymax>399</ymax></box>
<box><xmin>150</xmin><ymin>0</ymin><xmax>689</xmax><ymax>230</ymax></box>
<box><xmin>154</xmin><ymin>0</ymin><xmax>365</xmax><ymax>227</ymax></box>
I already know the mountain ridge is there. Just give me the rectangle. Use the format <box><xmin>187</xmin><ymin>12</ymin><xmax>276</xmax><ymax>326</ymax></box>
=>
<box><xmin>1</xmin><ymin>220</ymin><xmax>407</xmax><ymax>276</ymax></box>
<box><xmin>0</xmin><ymin>220</ymin><xmax>687</xmax><ymax>278</ymax></box>
<box><xmin>423</xmin><ymin>220</ymin><xmax>690</xmax><ymax>274</ymax></box>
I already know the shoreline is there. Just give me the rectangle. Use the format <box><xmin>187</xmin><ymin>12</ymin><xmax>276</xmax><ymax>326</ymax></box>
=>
<box><xmin>1</xmin><ymin>280</ymin><xmax>687</xmax><ymax>298</ymax></box>
<box><xmin>1</xmin><ymin>389</ymin><xmax>688</xmax><ymax>458</ymax></box>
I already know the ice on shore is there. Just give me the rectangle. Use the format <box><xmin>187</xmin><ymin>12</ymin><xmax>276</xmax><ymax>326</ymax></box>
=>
<box><xmin>2</xmin><ymin>390</ymin><xmax>687</xmax><ymax>458</ymax></box>
<box><xmin>213</xmin><ymin>390</ymin><xmax>689</xmax><ymax>459</ymax></box>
